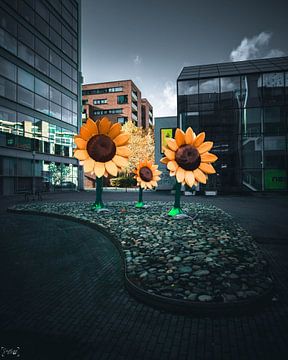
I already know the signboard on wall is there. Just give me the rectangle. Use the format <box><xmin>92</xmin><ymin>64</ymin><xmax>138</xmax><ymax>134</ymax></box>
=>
<box><xmin>264</xmin><ymin>169</ymin><xmax>287</xmax><ymax>190</ymax></box>
<box><xmin>161</xmin><ymin>128</ymin><xmax>176</xmax><ymax>153</ymax></box>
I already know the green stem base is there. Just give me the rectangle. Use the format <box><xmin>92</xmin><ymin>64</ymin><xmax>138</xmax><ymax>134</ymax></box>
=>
<box><xmin>135</xmin><ymin>201</ymin><xmax>144</xmax><ymax>208</ymax></box>
<box><xmin>91</xmin><ymin>202</ymin><xmax>105</xmax><ymax>211</ymax></box>
<box><xmin>168</xmin><ymin>207</ymin><xmax>183</xmax><ymax>217</ymax></box>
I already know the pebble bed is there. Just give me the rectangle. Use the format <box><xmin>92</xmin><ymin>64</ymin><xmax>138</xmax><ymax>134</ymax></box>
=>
<box><xmin>12</xmin><ymin>201</ymin><xmax>273</xmax><ymax>304</ymax></box>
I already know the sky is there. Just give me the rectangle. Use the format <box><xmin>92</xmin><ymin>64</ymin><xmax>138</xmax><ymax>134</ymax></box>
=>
<box><xmin>81</xmin><ymin>0</ymin><xmax>288</xmax><ymax>118</ymax></box>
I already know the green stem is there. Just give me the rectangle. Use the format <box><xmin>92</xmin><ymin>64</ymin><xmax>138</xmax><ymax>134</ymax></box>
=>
<box><xmin>168</xmin><ymin>180</ymin><xmax>183</xmax><ymax>216</ymax></box>
<box><xmin>135</xmin><ymin>186</ymin><xmax>144</xmax><ymax>208</ymax></box>
<box><xmin>91</xmin><ymin>176</ymin><xmax>104</xmax><ymax>210</ymax></box>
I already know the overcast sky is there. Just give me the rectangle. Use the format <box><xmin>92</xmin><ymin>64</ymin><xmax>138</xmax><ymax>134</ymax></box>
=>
<box><xmin>81</xmin><ymin>0</ymin><xmax>288</xmax><ymax>117</ymax></box>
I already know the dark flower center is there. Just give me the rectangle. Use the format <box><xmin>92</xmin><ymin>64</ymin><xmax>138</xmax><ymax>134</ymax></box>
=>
<box><xmin>139</xmin><ymin>166</ymin><xmax>153</xmax><ymax>182</ymax></box>
<box><xmin>175</xmin><ymin>144</ymin><xmax>200</xmax><ymax>171</ymax></box>
<box><xmin>86</xmin><ymin>134</ymin><xmax>116</xmax><ymax>162</ymax></box>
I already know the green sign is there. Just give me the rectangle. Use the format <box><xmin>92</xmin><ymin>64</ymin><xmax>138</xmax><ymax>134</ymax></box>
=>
<box><xmin>264</xmin><ymin>169</ymin><xmax>287</xmax><ymax>190</ymax></box>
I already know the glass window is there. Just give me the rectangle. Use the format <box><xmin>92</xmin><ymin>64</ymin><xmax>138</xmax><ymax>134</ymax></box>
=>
<box><xmin>18</xmin><ymin>86</ymin><xmax>34</xmax><ymax>108</ymax></box>
<box><xmin>262</xmin><ymin>72</ymin><xmax>284</xmax><ymax>105</ymax></box>
<box><xmin>72</xmin><ymin>68</ymin><xmax>77</xmax><ymax>81</ymax></box>
<box><xmin>17</xmin><ymin>112</ymin><xmax>34</xmax><ymax>138</ymax></box>
<box><xmin>50</xmin><ymin>65</ymin><xmax>61</xmax><ymax>83</ymax></box>
<box><xmin>18</xmin><ymin>25</ymin><xmax>34</xmax><ymax>48</ymax></box>
<box><xmin>72</xmin><ymin>113</ymin><xmax>77</xmax><ymax>126</ymax></box>
<box><xmin>35</xmin><ymin>55</ymin><xmax>49</xmax><ymax>75</ymax></box>
<box><xmin>50</xmin><ymin>86</ymin><xmax>61</xmax><ymax>105</ymax></box>
<box><xmin>242</xmin><ymin>107</ymin><xmax>262</xmax><ymax>136</ymax></box>
<box><xmin>18</xmin><ymin>43</ymin><xmax>34</xmax><ymax>66</ymax></box>
<box><xmin>242</xmin><ymin>74</ymin><xmax>262</xmax><ymax>107</ymax></box>
<box><xmin>199</xmin><ymin>78</ymin><xmax>219</xmax><ymax>103</ymax></box>
<box><xmin>72</xmin><ymin>99</ymin><xmax>77</xmax><ymax>113</ymax></box>
<box><xmin>72</xmin><ymin>80</ymin><xmax>77</xmax><ymax>94</ymax></box>
<box><xmin>62</xmin><ymin>108</ymin><xmax>72</xmax><ymax>123</ymax></box>
<box><xmin>50</xmin><ymin>28</ymin><xmax>61</xmax><ymax>48</ymax></box>
<box><xmin>50</xmin><ymin>13</ymin><xmax>61</xmax><ymax>33</ymax></box>
<box><xmin>117</xmin><ymin>117</ymin><xmax>128</xmax><ymax>124</ymax></box>
<box><xmin>0</xmin><ymin>29</ymin><xmax>17</xmax><ymax>55</ymax></box>
<box><xmin>18</xmin><ymin>69</ymin><xmax>34</xmax><ymax>91</ymax></box>
<box><xmin>62</xmin><ymin>73</ymin><xmax>72</xmax><ymax>91</ymax></box>
<box><xmin>35</xmin><ymin>94</ymin><xmax>49</xmax><ymax>115</ymax></box>
<box><xmin>242</xmin><ymin>170</ymin><xmax>263</xmax><ymax>191</ymax></box>
<box><xmin>93</xmin><ymin>99</ymin><xmax>107</xmax><ymax>105</ymax></box>
<box><xmin>62</xmin><ymin>39</ymin><xmax>72</xmax><ymax>57</ymax></box>
<box><xmin>35</xmin><ymin>14</ymin><xmax>49</xmax><ymax>38</ymax></box>
<box><xmin>50</xmin><ymin>101</ymin><xmax>61</xmax><ymax>119</ymax></box>
<box><xmin>0</xmin><ymin>7</ymin><xmax>17</xmax><ymax>36</ymax></box>
<box><xmin>35</xmin><ymin>38</ymin><xmax>49</xmax><ymax>60</ymax></box>
<box><xmin>263</xmin><ymin>107</ymin><xmax>285</xmax><ymax>135</ymax></box>
<box><xmin>61</xmin><ymin>59</ymin><xmax>72</xmax><ymax>77</ymax></box>
<box><xmin>62</xmin><ymin>93</ymin><xmax>72</xmax><ymax>110</ymax></box>
<box><xmin>220</xmin><ymin>76</ymin><xmax>241</xmax><ymax>108</ymax></box>
<box><xmin>178</xmin><ymin>80</ymin><xmax>198</xmax><ymax>96</ymax></box>
<box><xmin>242</xmin><ymin>135</ymin><xmax>263</xmax><ymax>169</ymax></box>
<box><xmin>18</xmin><ymin>1</ymin><xmax>34</xmax><ymax>25</ymax></box>
<box><xmin>0</xmin><ymin>77</ymin><xmax>16</xmax><ymax>101</ymax></box>
<box><xmin>0</xmin><ymin>57</ymin><xmax>16</xmax><ymax>81</ymax></box>
<box><xmin>62</xmin><ymin>24</ymin><xmax>72</xmax><ymax>44</ymax></box>
<box><xmin>117</xmin><ymin>95</ymin><xmax>128</xmax><ymax>104</ymax></box>
<box><xmin>50</xmin><ymin>50</ymin><xmax>61</xmax><ymax>68</ymax></box>
<box><xmin>35</xmin><ymin>78</ymin><xmax>49</xmax><ymax>98</ymax></box>
<box><xmin>35</xmin><ymin>1</ymin><xmax>49</xmax><ymax>21</ymax></box>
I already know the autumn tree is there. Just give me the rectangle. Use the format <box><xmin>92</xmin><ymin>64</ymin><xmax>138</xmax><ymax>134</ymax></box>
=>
<box><xmin>122</xmin><ymin>120</ymin><xmax>155</xmax><ymax>174</ymax></box>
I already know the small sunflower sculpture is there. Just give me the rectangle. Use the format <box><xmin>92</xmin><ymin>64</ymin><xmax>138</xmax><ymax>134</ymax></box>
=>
<box><xmin>133</xmin><ymin>160</ymin><xmax>162</xmax><ymax>208</ymax></box>
<box><xmin>161</xmin><ymin>127</ymin><xmax>218</xmax><ymax>216</ymax></box>
<box><xmin>74</xmin><ymin>117</ymin><xmax>131</xmax><ymax>210</ymax></box>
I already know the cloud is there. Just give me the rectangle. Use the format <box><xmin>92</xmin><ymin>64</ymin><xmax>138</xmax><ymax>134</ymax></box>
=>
<box><xmin>133</xmin><ymin>55</ymin><xmax>142</xmax><ymax>65</ymax></box>
<box><xmin>152</xmin><ymin>81</ymin><xmax>177</xmax><ymax>117</ymax></box>
<box><xmin>230</xmin><ymin>32</ymin><xmax>285</xmax><ymax>61</ymax></box>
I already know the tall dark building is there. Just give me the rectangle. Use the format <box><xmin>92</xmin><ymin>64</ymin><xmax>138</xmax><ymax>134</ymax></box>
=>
<box><xmin>177</xmin><ymin>57</ymin><xmax>288</xmax><ymax>192</ymax></box>
<box><xmin>0</xmin><ymin>0</ymin><xmax>81</xmax><ymax>195</ymax></box>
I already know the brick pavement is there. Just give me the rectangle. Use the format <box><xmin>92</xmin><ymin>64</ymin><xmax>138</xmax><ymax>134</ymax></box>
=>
<box><xmin>0</xmin><ymin>192</ymin><xmax>288</xmax><ymax>359</ymax></box>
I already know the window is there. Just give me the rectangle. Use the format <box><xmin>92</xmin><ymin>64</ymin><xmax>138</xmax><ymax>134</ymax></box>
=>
<box><xmin>50</xmin><ymin>65</ymin><xmax>61</xmax><ymax>83</ymax></box>
<box><xmin>35</xmin><ymin>95</ymin><xmax>49</xmax><ymax>115</ymax></box>
<box><xmin>50</xmin><ymin>87</ymin><xmax>61</xmax><ymax>105</ymax></box>
<box><xmin>50</xmin><ymin>102</ymin><xmax>61</xmax><ymax>119</ymax></box>
<box><xmin>18</xmin><ymin>69</ymin><xmax>34</xmax><ymax>91</ymax></box>
<box><xmin>62</xmin><ymin>93</ymin><xmax>72</xmax><ymax>110</ymax></box>
<box><xmin>18</xmin><ymin>25</ymin><xmax>34</xmax><ymax>48</ymax></box>
<box><xmin>82</xmin><ymin>99</ymin><xmax>88</xmax><ymax>105</ymax></box>
<box><xmin>35</xmin><ymin>78</ymin><xmax>49</xmax><ymax>98</ymax></box>
<box><xmin>35</xmin><ymin>38</ymin><xmax>49</xmax><ymax>60</ymax></box>
<box><xmin>18</xmin><ymin>43</ymin><xmax>34</xmax><ymax>66</ymax></box>
<box><xmin>108</xmin><ymin>86</ymin><xmax>123</xmax><ymax>93</ymax></box>
<box><xmin>117</xmin><ymin>95</ymin><xmax>128</xmax><ymax>104</ymax></box>
<box><xmin>93</xmin><ymin>108</ymin><xmax>123</xmax><ymax>115</ymax></box>
<box><xmin>0</xmin><ymin>77</ymin><xmax>16</xmax><ymax>101</ymax></box>
<box><xmin>50</xmin><ymin>50</ymin><xmax>61</xmax><ymax>68</ymax></box>
<box><xmin>117</xmin><ymin>117</ymin><xmax>128</xmax><ymax>124</ymax></box>
<box><xmin>18</xmin><ymin>86</ymin><xmax>34</xmax><ymax>108</ymax></box>
<box><xmin>0</xmin><ymin>57</ymin><xmax>16</xmax><ymax>82</ymax></box>
<box><xmin>93</xmin><ymin>99</ymin><xmax>107</xmax><ymax>105</ymax></box>
<box><xmin>82</xmin><ymin>86</ymin><xmax>123</xmax><ymax>95</ymax></box>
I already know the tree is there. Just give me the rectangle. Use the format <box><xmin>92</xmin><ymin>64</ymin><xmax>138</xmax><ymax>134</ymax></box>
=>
<box><xmin>122</xmin><ymin>120</ymin><xmax>155</xmax><ymax>174</ymax></box>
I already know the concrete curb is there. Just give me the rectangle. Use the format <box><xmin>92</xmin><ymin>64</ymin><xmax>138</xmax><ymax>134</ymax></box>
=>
<box><xmin>8</xmin><ymin>207</ymin><xmax>274</xmax><ymax>315</ymax></box>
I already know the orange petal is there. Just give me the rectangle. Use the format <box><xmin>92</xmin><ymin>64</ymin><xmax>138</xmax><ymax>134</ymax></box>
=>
<box><xmin>164</xmin><ymin>148</ymin><xmax>175</xmax><ymax>160</ymax></box>
<box><xmin>198</xmin><ymin>141</ymin><xmax>213</xmax><ymax>154</ymax></box>
<box><xmin>193</xmin><ymin>132</ymin><xmax>205</xmax><ymax>148</ymax></box>
<box><xmin>201</xmin><ymin>152</ymin><xmax>218</xmax><ymax>163</ymax></box>
<box><xmin>166</xmin><ymin>138</ymin><xmax>178</xmax><ymax>151</ymax></box>
<box><xmin>74</xmin><ymin>149</ymin><xmax>89</xmax><ymax>160</ymax></box>
<box><xmin>175</xmin><ymin>128</ymin><xmax>186</xmax><ymax>147</ymax></box>
<box><xmin>94</xmin><ymin>162</ymin><xmax>105</xmax><ymax>178</ymax></box>
<box><xmin>176</xmin><ymin>167</ymin><xmax>185</xmax><ymax>183</ymax></box>
<box><xmin>112</xmin><ymin>155</ymin><xmax>129</xmax><ymax>168</ymax></box>
<box><xmin>116</xmin><ymin>146</ymin><xmax>131</xmax><ymax>157</ymax></box>
<box><xmin>99</xmin><ymin>117</ymin><xmax>111</xmax><ymax>134</ymax></box>
<box><xmin>151</xmin><ymin>180</ymin><xmax>157</xmax><ymax>187</ymax></box>
<box><xmin>74</xmin><ymin>137</ymin><xmax>87</xmax><ymax>149</ymax></box>
<box><xmin>193</xmin><ymin>168</ymin><xmax>207</xmax><ymax>184</ymax></box>
<box><xmin>154</xmin><ymin>170</ymin><xmax>162</xmax><ymax>176</ymax></box>
<box><xmin>167</xmin><ymin>160</ymin><xmax>178</xmax><ymax>172</ymax></box>
<box><xmin>185</xmin><ymin>127</ymin><xmax>195</xmax><ymax>144</ymax></box>
<box><xmin>80</xmin><ymin>126</ymin><xmax>92</xmax><ymax>141</ymax></box>
<box><xmin>199</xmin><ymin>162</ymin><xmax>216</xmax><ymax>174</ymax></box>
<box><xmin>185</xmin><ymin>171</ymin><xmax>195</xmax><ymax>188</ymax></box>
<box><xmin>105</xmin><ymin>160</ymin><xmax>118</xmax><ymax>176</ymax></box>
<box><xmin>160</xmin><ymin>157</ymin><xmax>169</xmax><ymax>164</ymax></box>
<box><xmin>83</xmin><ymin>158</ymin><xmax>95</xmax><ymax>173</ymax></box>
<box><xmin>108</xmin><ymin>122</ymin><xmax>122</xmax><ymax>139</ymax></box>
<box><xmin>85</xmin><ymin>118</ymin><xmax>98</xmax><ymax>135</ymax></box>
<box><xmin>113</xmin><ymin>133</ymin><xmax>130</xmax><ymax>146</ymax></box>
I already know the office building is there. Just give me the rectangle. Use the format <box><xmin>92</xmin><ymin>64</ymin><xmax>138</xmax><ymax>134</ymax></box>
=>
<box><xmin>82</xmin><ymin>80</ymin><xmax>153</xmax><ymax>129</ymax></box>
<box><xmin>177</xmin><ymin>57</ymin><xmax>288</xmax><ymax>192</ymax></box>
<box><xmin>0</xmin><ymin>0</ymin><xmax>82</xmax><ymax>195</ymax></box>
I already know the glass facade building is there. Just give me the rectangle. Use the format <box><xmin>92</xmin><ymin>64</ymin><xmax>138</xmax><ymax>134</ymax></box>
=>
<box><xmin>178</xmin><ymin>57</ymin><xmax>288</xmax><ymax>192</ymax></box>
<box><xmin>0</xmin><ymin>0</ymin><xmax>81</xmax><ymax>195</ymax></box>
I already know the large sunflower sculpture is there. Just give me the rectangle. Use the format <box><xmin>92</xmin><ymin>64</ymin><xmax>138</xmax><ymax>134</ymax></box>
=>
<box><xmin>133</xmin><ymin>160</ymin><xmax>162</xmax><ymax>208</ymax></box>
<box><xmin>74</xmin><ymin>117</ymin><xmax>131</xmax><ymax>210</ymax></box>
<box><xmin>161</xmin><ymin>127</ymin><xmax>218</xmax><ymax>216</ymax></box>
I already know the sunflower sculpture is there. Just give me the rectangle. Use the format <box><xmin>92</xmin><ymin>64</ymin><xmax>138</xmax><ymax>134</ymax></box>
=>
<box><xmin>74</xmin><ymin>117</ymin><xmax>131</xmax><ymax>210</ymax></box>
<box><xmin>161</xmin><ymin>127</ymin><xmax>218</xmax><ymax>216</ymax></box>
<box><xmin>133</xmin><ymin>160</ymin><xmax>162</xmax><ymax>208</ymax></box>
